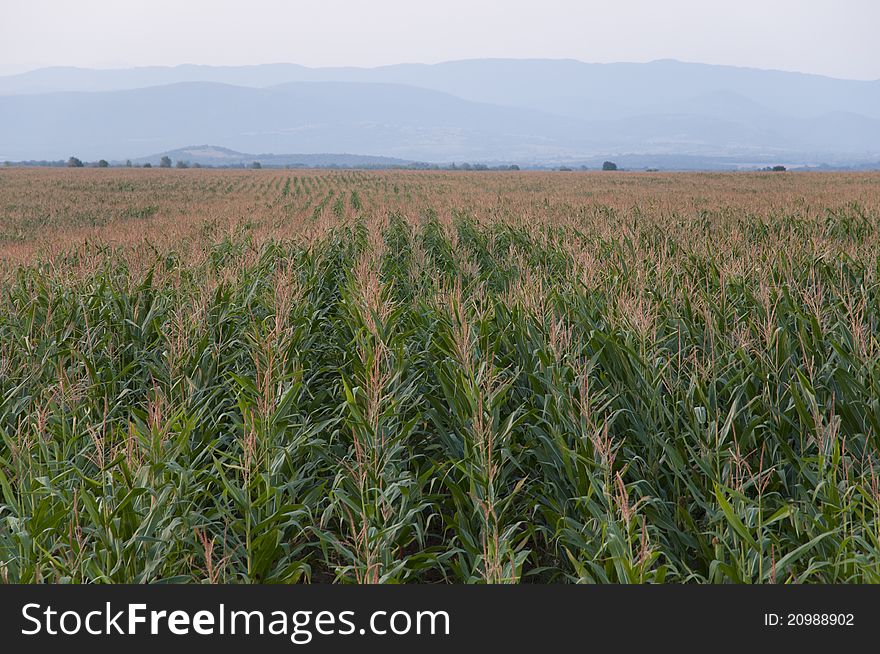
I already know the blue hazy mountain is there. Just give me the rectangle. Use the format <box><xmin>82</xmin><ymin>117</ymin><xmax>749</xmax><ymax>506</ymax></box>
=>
<box><xmin>0</xmin><ymin>81</ymin><xmax>596</xmax><ymax>161</ymax></box>
<box><xmin>1</xmin><ymin>59</ymin><xmax>879</xmax><ymax>164</ymax></box>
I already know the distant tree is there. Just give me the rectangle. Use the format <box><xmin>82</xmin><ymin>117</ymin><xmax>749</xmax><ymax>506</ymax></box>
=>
<box><xmin>192</xmin><ymin>162</ymin><xmax>202</xmax><ymax>168</ymax></box>
<box><xmin>97</xmin><ymin>159</ymin><xmax>109</xmax><ymax>168</ymax></box>
<box><xmin>175</xmin><ymin>160</ymin><xmax>189</xmax><ymax>169</ymax></box>
<box><xmin>143</xmin><ymin>162</ymin><xmax>152</xmax><ymax>168</ymax></box>
<box><xmin>602</xmin><ymin>161</ymin><xmax>618</xmax><ymax>171</ymax></box>
<box><xmin>558</xmin><ymin>166</ymin><xmax>572</xmax><ymax>171</ymax></box>
<box><xmin>67</xmin><ymin>156</ymin><xmax>84</xmax><ymax>168</ymax></box>
<box><xmin>251</xmin><ymin>161</ymin><xmax>262</xmax><ymax>169</ymax></box>
<box><xmin>508</xmin><ymin>164</ymin><xmax>520</xmax><ymax>171</ymax></box>
<box><xmin>3</xmin><ymin>161</ymin><xmax>11</xmax><ymax>167</ymax></box>
<box><xmin>772</xmin><ymin>165</ymin><xmax>787</xmax><ymax>172</ymax></box>
<box><xmin>159</xmin><ymin>156</ymin><xmax>172</xmax><ymax>168</ymax></box>
<box><xmin>125</xmin><ymin>159</ymin><xmax>132</xmax><ymax>167</ymax></box>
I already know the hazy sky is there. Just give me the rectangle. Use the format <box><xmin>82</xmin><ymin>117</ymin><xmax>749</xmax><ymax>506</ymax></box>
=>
<box><xmin>2</xmin><ymin>0</ymin><xmax>878</xmax><ymax>79</ymax></box>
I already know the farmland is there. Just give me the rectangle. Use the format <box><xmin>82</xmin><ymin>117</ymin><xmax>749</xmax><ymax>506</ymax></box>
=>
<box><xmin>1</xmin><ymin>167</ymin><xmax>880</xmax><ymax>583</ymax></box>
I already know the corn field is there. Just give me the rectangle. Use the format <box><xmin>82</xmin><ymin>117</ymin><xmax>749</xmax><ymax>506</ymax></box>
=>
<box><xmin>1</xmin><ymin>168</ymin><xmax>880</xmax><ymax>583</ymax></box>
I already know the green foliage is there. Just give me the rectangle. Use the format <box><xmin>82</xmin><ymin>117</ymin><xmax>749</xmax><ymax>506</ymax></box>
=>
<box><xmin>2</xmin><ymin>194</ymin><xmax>880</xmax><ymax>584</ymax></box>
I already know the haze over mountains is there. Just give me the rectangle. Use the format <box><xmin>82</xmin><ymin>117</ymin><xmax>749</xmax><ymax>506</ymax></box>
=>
<box><xmin>1</xmin><ymin>59</ymin><xmax>879</xmax><ymax>167</ymax></box>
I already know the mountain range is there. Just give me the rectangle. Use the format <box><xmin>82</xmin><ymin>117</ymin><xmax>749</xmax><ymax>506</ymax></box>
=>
<box><xmin>1</xmin><ymin>59</ymin><xmax>878</xmax><ymax>166</ymax></box>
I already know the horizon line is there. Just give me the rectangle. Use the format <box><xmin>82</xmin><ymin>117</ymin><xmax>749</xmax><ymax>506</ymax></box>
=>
<box><xmin>3</xmin><ymin>58</ymin><xmax>879</xmax><ymax>84</ymax></box>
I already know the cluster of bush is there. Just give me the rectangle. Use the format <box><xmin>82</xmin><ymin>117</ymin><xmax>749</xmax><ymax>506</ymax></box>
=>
<box><xmin>4</xmin><ymin>157</ymin><xmax>628</xmax><ymax>172</ymax></box>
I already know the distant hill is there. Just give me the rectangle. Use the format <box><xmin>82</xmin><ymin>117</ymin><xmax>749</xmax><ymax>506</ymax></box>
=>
<box><xmin>1</xmin><ymin>59</ymin><xmax>879</xmax><ymax>165</ymax></box>
<box><xmin>0</xmin><ymin>81</ymin><xmax>593</xmax><ymax>162</ymax></box>
<box><xmin>132</xmin><ymin>145</ymin><xmax>418</xmax><ymax>168</ymax></box>
<box><xmin>3</xmin><ymin>59</ymin><xmax>879</xmax><ymax>120</ymax></box>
